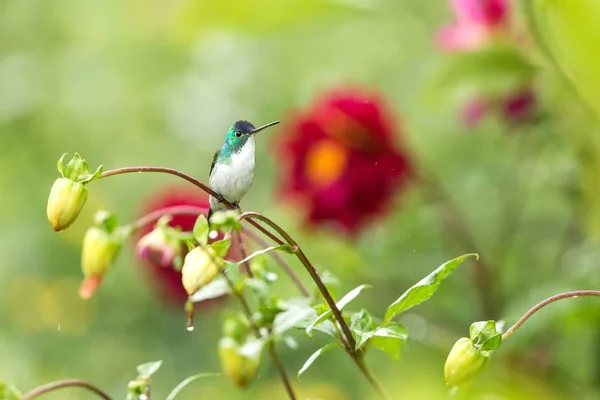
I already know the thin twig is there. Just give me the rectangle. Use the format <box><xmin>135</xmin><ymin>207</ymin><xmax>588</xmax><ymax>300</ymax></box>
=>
<box><xmin>502</xmin><ymin>290</ymin><xmax>600</xmax><ymax>340</ymax></box>
<box><xmin>355</xmin><ymin>357</ymin><xmax>391</xmax><ymax>400</ymax></box>
<box><xmin>235</xmin><ymin>230</ymin><xmax>254</xmax><ymax>277</ymax></box>
<box><xmin>21</xmin><ymin>379</ymin><xmax>113</xmax><ymax>400</ymax></box>
<box><xmin>131</xmin><ymin>205</ymin><xmax>208</xmax><ymax>231</ymax></box>
<box><xmin>238</xmin><ymin>212</ymin><xmax>357</xmax><ymax>354</ymax></box>
<box><xmin>242</xmin><ymin>228</ymin><xmax>310</xmax><ymax>297</ymax></box>
<box><xmin>100</xmin><ymin>166</ymin><xmax>283</xmax><ymax>245</ymax></box>
<box><xmin>220</xmin><ymin>264</ymin><xmax>298</xmax><ymax>400</ymax></box>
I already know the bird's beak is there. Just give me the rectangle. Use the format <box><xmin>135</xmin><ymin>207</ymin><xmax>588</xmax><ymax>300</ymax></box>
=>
<box><xmin>250</xmin><ymin>121</ymin><xmax>280</xmax><ymax>135</ymax></box>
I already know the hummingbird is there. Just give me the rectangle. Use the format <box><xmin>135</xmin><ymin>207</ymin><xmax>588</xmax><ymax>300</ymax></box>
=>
<box><xmin>207</xmin><ymin>120</ymin><xmax>280</xmax><ymax>223</ymax></box>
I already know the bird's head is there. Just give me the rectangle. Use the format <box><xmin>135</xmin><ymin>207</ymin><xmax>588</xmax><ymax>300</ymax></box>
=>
<box><xmin>225</xmin><ymin>120</ymin><xmax>280</xmax><ymax>149</ymax></box>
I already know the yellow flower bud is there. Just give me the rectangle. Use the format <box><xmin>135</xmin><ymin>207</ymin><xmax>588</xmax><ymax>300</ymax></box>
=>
<box><xmin>46</xmin><ymin>178</ymin><xmax>88</xmax><ymax>231</ymax></box>
<box><xmin>444</xmin><ymin>337</ymin><xmax>489</xmax><ymax>387</ymax></box>
<box><xmin>181</xmin><ymin>247</ymin><xmax>221</xmax><ymax>295</ymax></box>
<box><xmin>218</xmin><ymin>337</ymin><xmax>261</xmax><ymax>389</ymax></box>
<box><xmin>79</xmin><ymin>226</ymin><xmax>121</xmax><ymax>299</ymax></box>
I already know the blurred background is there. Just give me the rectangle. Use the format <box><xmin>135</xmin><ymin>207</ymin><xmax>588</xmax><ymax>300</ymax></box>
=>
<box><xmin>2</xmin><ymin>0</ymin><xmax>600</xmax><ymax>399</ymax></box>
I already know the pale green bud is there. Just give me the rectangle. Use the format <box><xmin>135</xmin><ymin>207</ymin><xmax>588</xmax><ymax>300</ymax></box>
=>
<box><xmin>47</xmin><ymin>178</ymin><xmax>88</xmax><ymax>231</ymax></box>
<box><xmin>181</xmin><ymin>246</ymin><xmax>221</xmax><ymax>296</ymax></box>
<box><xmin>444</xmin><ymin>337</ymin><xmax>489</xmax><ymax>387</ymax></box>
<box><xmin>218</xmin><ymin>337</ymin><xmax>261</xmax><ymax>389</ymax></box>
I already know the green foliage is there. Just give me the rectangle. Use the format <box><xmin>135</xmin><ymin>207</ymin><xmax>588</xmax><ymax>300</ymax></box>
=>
<box><xmin>190</xmin><ymin>277</ymin><xmax>231</xmax><ymax>303</ymax></box>
<box><xmin>0</xmin><ymin>381</ymin><xmax>21</xmax><ymax>400</ymax></box>
<box><xmin>383</xmin><ymin>254</ymin><xmax>478</xmax><ymax>323</ymax></box>
<box><xmin>236</xmin><ymin>244</ymin><xmax>294</xmax><ymax>265</ymax></box>
<box><xmin>298</xmin><ymin>343</ymin><xmax>340</xmax><ymax>379</ymax></box>
<box><xmin>470</xmin><ymin>320</ymin><xmax>502</xmax><ymax>351</ymax></box>
<box><xmin>193</xmin><ymin>215</ymin><xmax>209</xmax><ymax>247</ymax></box>
<box><xmin>165</xmin><ymin>373</ymin><xmax>221</xmax><ymax>400</ymax></box>
<box><xmin>136</xmin><ymin>360</ymin><xmax>163</xmax><ymax>378</ymax></box>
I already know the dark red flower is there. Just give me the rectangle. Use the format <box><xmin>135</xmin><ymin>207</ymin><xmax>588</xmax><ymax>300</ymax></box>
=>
<box><xmin>136</xmin><ymin>185</ymin><xmax>238</xmax><ymax>307</ymax></box>
<box><xmin>275</xmin><ymin>87</ymin><xmax>412</xmax><ymax>234</ymax></box>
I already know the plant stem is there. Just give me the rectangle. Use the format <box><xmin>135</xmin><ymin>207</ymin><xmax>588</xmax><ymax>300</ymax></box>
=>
<box><xmin>21</xmin><ymin>379</ymin><xmax>112</xmax><ymax>400</ymax></box>
<box><xmin>238</xmin><ymin>212</ymin><xmax>357</xmax><ymax>352</ymax></box>
<box><xmin>220</xmin><ymin>261</ymin><xmax>297</xmax><ymax>400</ymax></box>
<box><xmin>100</xmin><ymin>166</ymin><xmax>283</xmax><ymax>245</ymax></box>
<box><xmin>502</xmin><ymin>290</ymin><xmax>600</xmax><ymax>340</ymax></box>
<box><xmin>242</xmin><ymin>228</ymin><xmax>310</xmax><ymax>297</ymax></box>
<box><xmin>127</xmin><ymin>203</ymin><xmax>309</xmax><ymax>295</ymax></box>
<box><xmin>131</xmin><ymin>205</ymin><xmax>208</xmax><ymax>231</ymax></box>
<box><xmin>234</xmin><ymin>230</ymin><xmax>254</xmax><ymax>277</ymax></box>
<box><xmin>355</xmin><ymin>357</ymin><xmax>391</xmax><ymax>400</ymax></box>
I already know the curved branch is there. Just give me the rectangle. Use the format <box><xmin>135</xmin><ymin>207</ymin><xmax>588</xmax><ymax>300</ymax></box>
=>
<box><xmin>238</xmin><ymin>212</ymin><xmax>357</xmax><ymax>352</ymax></box>
<box><xmin>502</xmin><ymin>290</ymin><xmax>600</xmax><ymax>340</ymax></box>
<box><xmin>132</xmin><ymin>205</ymin><xmax>208</xmax><ymax>231</ymax></box>
<box><xmin>21</xmin><ymin>379</ymin><xmax>112</xmax><ymax>400</ymax></box>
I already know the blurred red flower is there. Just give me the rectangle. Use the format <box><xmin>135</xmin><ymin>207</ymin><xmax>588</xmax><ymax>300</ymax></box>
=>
<box><xmin>136</xmin><ymin>185</ymin><xmax>237</xmax><ymax>306</ymax></box>
<box><xmin>275</xmin><ymin>87</ymin><xmax>412</xmax><ymax>234</ymax></box>
<box><xmin>437</xmin><ymin>0</ymin><xmax>510</xmax><ymax>52</ymax></box>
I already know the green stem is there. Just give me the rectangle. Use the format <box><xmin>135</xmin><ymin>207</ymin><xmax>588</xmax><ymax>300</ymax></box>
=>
<box><xmin>21</xmin><ymin>379</ymin><xmax>112</xmax><ymax>400</ymax></box>
<box><xmin>355</xmin><ymin>357</ymin><xmax>391</xmax><ymax>400</ymax></box>
<box><xmin>238</xmin><ymin>212</ymin><xmax>357</xmax><ymax>352</ymax></box>
<box><xmin>502</xmin><ymin>290</ymin><xmax>600</xmax><ymax>340</ymax></box>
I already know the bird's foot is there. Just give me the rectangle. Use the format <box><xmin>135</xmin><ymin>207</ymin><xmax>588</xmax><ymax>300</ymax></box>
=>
<box><xmin>215</xmin><ymin>193</ymin><xmax>225</xmax><ymax>203</ymax></box>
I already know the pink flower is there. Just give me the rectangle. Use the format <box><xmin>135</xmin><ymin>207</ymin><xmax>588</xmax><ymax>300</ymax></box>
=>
<box><xmin>437</xmin><ymin>0</ymin><xmax>509</xmax><ymax>52</ymax></box>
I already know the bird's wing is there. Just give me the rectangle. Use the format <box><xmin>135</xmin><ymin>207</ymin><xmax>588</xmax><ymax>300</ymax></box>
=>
<box><xmin>209</xmin><ymin>148</ymin><xmax>221</xmax><ymax>178</ymax></box>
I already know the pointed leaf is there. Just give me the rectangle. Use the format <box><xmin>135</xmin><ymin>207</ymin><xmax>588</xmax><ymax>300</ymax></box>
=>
<box><xmin>193</xmin><ymin>215</ymin><xmax>209</xmax><ymax>247</ymax></box>
<box><xmin>273</xmin><ymin>306</ymin><xmax>317</xmax><ymax>336</ymax></box>
<box><xmin>136</xmin><ymin>360</ymin><xmax>162</xmax><ymax>378</ymax></box>
<box><xmin>384</xmin><ymin>254</ymin><xmax>477</xmax><ymax>323</ymax></box>
<box><xmin>236</xmin><ymin>244</ymin><xmax>293</xmax><ymax>265</ymax></box>
<box><xmin>56</xmin><ymin>153</ymin><xmax>67</xmax><ymax>176</ymax></box>
<box><xmin>470</xmin><ymin>320</ymin><xmax>502</xmax><ymax>351</ymax></box>
<box><xmin>165</xmin><ymin>373</ymin><xmax>220</xmax><ymax>400</ymax></box>
<box><xmin>298</xmin><ymin>343</ymin><xmax>340</xmax><ymax>379</ymax></box>
<box><xmin>79</xmin><ymin>164</ymin><xmax>104</xmax><ymax>184</ymax></box>
<box><xmin>306</xmin><ymin>284</ymin><xmax>372</xmax><ymax>338</ymax></box>
<box><xmin>245</xmin><ymin>278</ymin><xmax>270</xmax><ymax>299</ymax></box>
<box><xmin>211</xmin><ymin>238</ymin><xmax>231</xmax><ymax>258</ymax></box>
<box><xmin>190</xmin><ymin>277</ymin><xmax>231</xmax><ymax>302</ymax></box>
<box><xmin>371</xmin><ymin>335</ymin><xmax>403</xmax><ymax>360</ymax></box>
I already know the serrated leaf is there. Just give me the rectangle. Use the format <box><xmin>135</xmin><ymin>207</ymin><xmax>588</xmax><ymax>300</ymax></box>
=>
<box><xmin>165</xmin><ymin>373</ymin><xmax>220</xmax><ymax>400</ymax></box>
<box><xmin>298</xmin><ymin>343</ymin><xmax>340</xmax><ymax>379</ymax></box>
<box><xmin>383</xmin><ymin>254</ymin><xmax>477</xmax><ymax>323</ymax></box>
<box><xmin>306</xmin><ymin>284</ymin><xmax>372</xmax><ymax>338</ymax></box>
<box><xmin>237</xmin><ymin>244</ymin><xmax>294</xmax><ymax>265</ymax></box>
<box><xmin>210</xmin><ymin>238</ymin><xmax>231</xmax><ymax>258</ymax></box>
<box><xmin>0</xmin><ymin>381</ymin><xmax>21</xmax><ymax>400</ymax></box>
<box><xmin>190</xmin><ymin>277</ymin><xmax>231</xmax><ymax>302</ymax></box>
<box><xmin>273</xmin><ymin>306</ymin><xmax>317</xmax><ymax>336</ymax></box>
<box><xmin>136</xmin><ymin>360</ymin><xmax>162</xmax><ymax>378</ymax></box>
<box><xmin>470</xmin><ymin>320</ymin><xmax>502</xmax><ymax>351</ymax></box>
<box><xmin>193</xmin><ymin>215</ymin><xmax>209</xmax><ymax>247</ymax></box>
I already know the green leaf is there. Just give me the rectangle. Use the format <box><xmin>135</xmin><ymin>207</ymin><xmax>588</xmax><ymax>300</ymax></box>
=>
<box><xmin>298</xmin><ymin>343</ymin><xmax>340</xmax><ymax>379</ymax></box>
<box><xmin>56</xmin><ymin>153</ymin><xmax>67</xmax><ymax>176</ymax></box>
<box><xmin>0</xmin><ymin>381</ymin><xmax>21</xmax><ymax>400</ymax></box>
<box><xmin>165</xmin><ymin>373</ymin><xmax>220</xmax><ymax>400</ymax></box>
<box><xmin>470</xmin><ymin>320</ymin><xmax>502</xmax><ymax>351</ymax></box>
<box><xmin>136</xmin><ymin>360</ymin><xmax>163</xmax><ymax>378</ymax></box>
<box><xmin>350</xmin><ymin>309</ymin><xmax>378</xmax><ymax>349</ymax></box>
<box><xmin>245</xmin><ymin>278</ymin><xmax>270</xmax><ymax>299</ymax></box>
<box><xmin>209</xmin><ymin>210</ymin><xmax>241</xmax><ymax>231</ymax></box>
<box><xmin>79</xmin><ymin>164</ymin><xmax>104</xmax><ymax>184</ymax></box>
<box><xmin>273</xmin><ymin>306</ymin><xmax>317</xmax><ymax>336</ymax></box>
<box><xmin>190</xmin><ymin>277</ymin><xmax>231</xmax><ymax>302</ymax></box>
<box><xmin>371</xmin><ymin>323</ymin><xmax>409</xmax><ymax>360</ymax></box>
<box><xmin>236</xmin><ymin>244</ymin><xmax>294</xmax><ymax>265</ymax></box>
<box><xmin>383</xmin><ymin>254</ymin><xmax>477</xmax><ymax>323</ymax></box>
<box><xmin>210</xmin><ymin>238</ymin><xmax>231</xmax><ymax>258</ymax></box>
<box><xmin>306</xmin><ymin>284</ymin><xmax>372</xmax><ymax>338</ymax></box>
<box><xmin>193</xmin><ymin>215</ymin><xmax>209</xmax><ymax>247</ymax></box>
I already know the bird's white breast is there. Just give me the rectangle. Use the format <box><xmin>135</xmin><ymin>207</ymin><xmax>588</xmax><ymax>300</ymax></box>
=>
<box><xmin>209</xmin><ymin>137</ymin><xmax>255</xmax><ymax>210</ymax></box>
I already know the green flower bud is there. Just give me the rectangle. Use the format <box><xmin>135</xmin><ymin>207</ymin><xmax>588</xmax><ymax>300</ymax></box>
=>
<box><xmin>181</xmin><ymin>246</ymin><xmax>222</xmax><ymax>295</ymax></box>
<box><xmin>444</xmin><ymin>337</ymin><xmax>489</xmax><ymax>387</ymax></box>
<box><xmin>79</xmin><ymin>211</ymin><xmax>123</xmax><ymax>299</ymax></box>
<box><xmin>47</xmin><ymin>153</ymin><xmax>103</xmax><ymax>231</ymax></box>
<box><xmin>218</xmin><ymin>337</ymin><xmax>261</xmax><ymax>389</ymax></box>
<box><xmin>47</xmin><ymin>178</ymin><xmax>88</xmax><ymax>231</ymax></box>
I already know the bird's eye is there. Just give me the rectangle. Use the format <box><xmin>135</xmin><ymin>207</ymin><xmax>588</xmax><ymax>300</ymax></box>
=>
<box><xmin>235</xmin><ymin>131</ymin><xmax>242</xmax><ymax>138</ymax></box>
